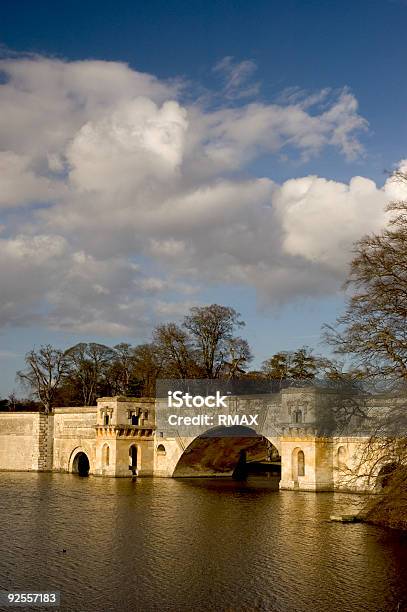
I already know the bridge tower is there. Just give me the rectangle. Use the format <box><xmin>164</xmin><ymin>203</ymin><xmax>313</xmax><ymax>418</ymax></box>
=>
<box><xmin>94</xmin><ymin>397</ymin><xmax>156</xmax><ymax>476</ymax></box>
<box><xmin>278</xmin><ymin>388</ymin><xmax>335</xmax><ymax>491</ymax></box>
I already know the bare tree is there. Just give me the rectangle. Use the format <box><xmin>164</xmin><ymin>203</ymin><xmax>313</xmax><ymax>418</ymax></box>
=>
<box><xmin>104</xmin><ymin>343</ymin><xmax>136</xmax><ymax>395</ymax></box>
<box><xmin>17</xmin><ymin>345</ymin><xmax>69</xmax><ymax>413</ymax></box>
<box><xmin>324</xmin><ymin>172</ymin><xmax>407</xmax><ymax>528</ymax></box>
<box><xmin>131</xmin><ymin>343</ymin><xmax>164</xmax><ymax>397</ymax></box>
<box><xmin>65</xmin><ymin>342</ymin><xmax>115</xmax><ymax>406</ymax></box>
<box><xmin>334</xmin><ymin>401</ymin><xmax>407</xmax><ymax>530</ymax></box>
<box><xmin>183</xmin><ymin>304</ymin><xmax>246</xmax><ymax>378</ymax></box>
<box><xmin>325</xmin><ymin>182</ymin><xmax>407</xmax><ymax>382</ymax></box>
<box><xmin>153</xmin><ymin>323</ymin><xmax>196</xmax><ymax>379</ymax></box>
<box><xmin>221</xmin><ymin>337</ymin><xmax>253</xmax><ymax>379</ymax></box>
<box><xmin>7</xmin><ymin>392</ymin><xmax>18</xmax><ymax>411</ymax></box>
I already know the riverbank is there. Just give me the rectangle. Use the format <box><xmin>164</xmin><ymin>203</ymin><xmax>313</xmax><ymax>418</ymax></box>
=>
<box><xmin>362</xmin><ymin>490</ymin><xmax>407</xmax><ymax>531</ymax></box>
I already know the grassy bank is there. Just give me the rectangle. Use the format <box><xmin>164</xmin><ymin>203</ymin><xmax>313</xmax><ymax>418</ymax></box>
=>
<box><xmin>362</xmin><ymin>481</ymin><xmax>407</xmax><ymax>531</ymax></box>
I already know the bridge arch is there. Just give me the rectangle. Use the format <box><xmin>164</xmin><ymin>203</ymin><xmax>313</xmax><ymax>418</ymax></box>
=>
<box><xmin>170</xmin><ymin>426</ymin><xmax>281</xmax><ymax>479</ymax></box>
<box><xmin>69</xmin><ymin>447</ymin><xmax>91</xmax><ymax>476</ymax></box>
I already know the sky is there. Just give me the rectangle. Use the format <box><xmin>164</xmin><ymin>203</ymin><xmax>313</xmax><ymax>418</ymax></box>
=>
<box><xmin>0</xmin><ymin>0</ymin><xmax>407</xmax><ymax>396</ymax></box>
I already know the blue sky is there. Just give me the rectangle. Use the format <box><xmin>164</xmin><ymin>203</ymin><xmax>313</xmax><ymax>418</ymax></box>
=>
<box><xmin>0</xmin><ymin>0</ymin><xmax>406</xmax><ymax>396</ymax></box>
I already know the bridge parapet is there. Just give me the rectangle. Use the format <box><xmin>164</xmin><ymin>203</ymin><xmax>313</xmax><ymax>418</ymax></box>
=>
<box><xmin>2</xmin><ymin>388</ymin><xmax>401</xmax><ymax>486</ymax></box>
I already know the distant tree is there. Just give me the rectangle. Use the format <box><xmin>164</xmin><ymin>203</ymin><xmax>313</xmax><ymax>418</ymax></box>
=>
<box><xmin>183</xmin><ymin>304</ymin><xmax>246</xmax><ymax>378</ymax></box>
<box><xmin>221</xmin><ymin>337</ymin><xmax>253</xmax><ymax>379</ymax></box>
<box><xmin>262</xmin><ymin>347</ymin><xmax>319</xmax><ymax>388</ymax></box>
<box><xmin>17</xmin><ymin>345</ymin><xmax>69</xmax><ymax>413</ymax></box>
<box><xmin>0</xmin><ymin>398</ymin><xmax>9</xmax><ymax>411</ymax></box>
<box><xmin>245</xmin><ymin>370</ymin><xmax>265</xmax><ymax>380</ymax></box>
<box><xmin>318</xmin><ymin>358</ymin><xmax>367</xmax><ymax>392</ymax></box>
<box><xmin>64</xmin><ymin>342</ymin><xmax>116</xmax><ymax>406</ymax></box>
<box><xmin>131</xmin><ymin>343</ymin><xmax>164</xmax><ymax>397</ymax></box>
<box><xmin>104</xmin><ymin>343</ymin><xmax>136</xmax><ymax>396</ymax></box>
<box><xmin>0</xmin><ymin>395</ymin><xmax>41</xmax><ymax>412</ymax></box>
<box><xmin>153</xmin><ymin>323</ymin><xmax>196</xmax><ymax>379</ymax></box>
<box><xmin>53</xmin><ymin>376</ymin><xmax>83</xmax><ymax>407</ymax></box>
<box><xmin>289</xmin><ymin>347</ymin><xmax>318</xmax><ymax>382</ymax></box>
<box><xmin>262</xmin><ymin>352</ymin><xmax>292</xmax><ymax>388</ymax></box>
<box><xmin>7</xmin><ymin>392</ymin><xmax>18</xmax><ymax>411</ymax></box>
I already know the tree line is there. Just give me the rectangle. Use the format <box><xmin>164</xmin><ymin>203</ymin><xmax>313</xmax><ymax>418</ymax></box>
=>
<box><xmin>8</xmin><ymin>304</ymin><xmax>343</xmax><ymax>412</ymax></box>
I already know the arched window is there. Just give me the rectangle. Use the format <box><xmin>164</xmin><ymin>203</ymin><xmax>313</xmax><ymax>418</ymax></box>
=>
<box><xmin>297</xmin><ymin>450</ymin><xmax>305</xmax><ymax>476</ymax></box>
<box><xmin>337</xmin><ymin>446</ymin><xmax>347</xmax><ymax>469</ymax></box>
<box><xmin>157</xmin><ymin>444</ymin><xmax>166</xmax><ymax>455</ymax></box>
<box><xmin>102</xmin><ymin>444</ymin><xmax>110</xmax><ymax>467</ymax></box>
<box><xmin>292</xmin><ymin>447</ymin><xmax>305</xmax><ymax>480</ymax></box>
<box><xmin>294</xmin><ymin>410</ymin><xmax>303</xmax><ymax>424</ymax></box>
<box><xmin>129</xmin><ymin>445</ymin><xmax>138</xmax><ymax>468</ymax></box>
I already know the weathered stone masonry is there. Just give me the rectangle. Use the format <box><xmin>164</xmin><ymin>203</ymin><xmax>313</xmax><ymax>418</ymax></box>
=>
<box><xmin>0</xmin><ymin>388</ymin><xmax>403</xmax><ymax>492</ymax></box>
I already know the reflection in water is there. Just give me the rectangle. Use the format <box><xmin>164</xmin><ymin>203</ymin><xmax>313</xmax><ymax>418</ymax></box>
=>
<box><xmin>0</xmin><ymin>473</ymin><xmax>406</xmax><ymax>612</ymax></box>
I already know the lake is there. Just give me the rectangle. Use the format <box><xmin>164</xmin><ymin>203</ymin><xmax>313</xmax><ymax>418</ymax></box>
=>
<box><xmin>0</xmin><ymin>473</ymin><xmax>406</xmax><ymax>611</ymax></box>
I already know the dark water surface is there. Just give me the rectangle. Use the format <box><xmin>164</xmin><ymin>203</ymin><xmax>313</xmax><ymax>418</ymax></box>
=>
<box><xmin>0</xmin><ymin>473</ymin><xmax>406</xmax><ymax>612</ymax></box>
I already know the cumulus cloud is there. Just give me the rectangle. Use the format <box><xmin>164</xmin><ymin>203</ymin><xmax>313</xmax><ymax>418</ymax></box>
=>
<box><xmin>0</xmin><ymin>152</ymin><xmax>62</xmax><ymax>208</ymax></box>
<box><xmin>67</xmin><ymin>99</ymin><xmax>188</xmax><ymax>193</ymax></box>
<box><xmin>0</xmin><ymin>55</ymin><xmax>399</xmax><ymax>335</ymax></box>
<box><xmin>274</xmin><ymin>175</ymin><xmax>388</xmax><ymax>268</ymax></box>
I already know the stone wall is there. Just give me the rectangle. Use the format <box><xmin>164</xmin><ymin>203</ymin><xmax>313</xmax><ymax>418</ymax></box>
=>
<box><xmin>52</xmin><ymin>407</ymin><xmax>97</xmax><ymax>473</ymax></box>
<box><xmin>0</xmin><ymin>412</ymin><xmax>42</xmax><ymax>471</ymax></box>
<box><xmin>33</xmin><ymin>412</ymin><xmax>54</xmax><ymax>471</ymax></box>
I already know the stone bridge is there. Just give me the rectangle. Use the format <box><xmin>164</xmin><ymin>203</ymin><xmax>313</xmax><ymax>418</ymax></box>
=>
<box><xmin>152</xmin><ymin>387</ymin><xmax>385</xmax><ymax>491</ymax></box>
<box><xmin>0</xmin><ymin>387</ymin><xmax>404</xmax><ymax>492</ymax></box>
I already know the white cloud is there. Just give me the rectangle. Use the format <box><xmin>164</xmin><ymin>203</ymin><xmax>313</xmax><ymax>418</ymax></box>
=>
<box><xmin>0</xmin><ymin>57</ymin><xmax>178</xmax><ymax>183</ymax></box>
<box><xmin>0</xmin><ymin>55</ymin><xmax>399</xmax><ymax>335</ymax></box>
<box><xmin>274</xmin><ymin>175</ymin><xmax>388</xmax><ymax>269</ymax></box>
<box><xmin>198</xmin><ymin>89</ymin><xmax>367</xmax><ymax>169</ymax></box>
<box><xmin>0</xmin><ymin>152</ymin><xmax>62</xmax><ymax>208</ymax></box>
<box><xmin>67</xmin><ymin>99</ymin><xmax>188</xmax><ymax>193</ymax></box>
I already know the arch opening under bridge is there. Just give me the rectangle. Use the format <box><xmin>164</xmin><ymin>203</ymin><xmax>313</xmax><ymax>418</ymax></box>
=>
<box><xmin>71</xmin><ymin>450</ymin><xmax>90</xmax><ymax>477</ymax></box>
<box><xmin>172</xmin><ymin>425</ymin><xmax>281</xmax><ymax>480</ymax></box>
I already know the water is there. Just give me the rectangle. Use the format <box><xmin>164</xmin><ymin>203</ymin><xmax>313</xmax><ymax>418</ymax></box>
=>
<box><xmin>0</xmin><ymin>473</ymin><xmax>406</xmax><ymax>612</ymax></box>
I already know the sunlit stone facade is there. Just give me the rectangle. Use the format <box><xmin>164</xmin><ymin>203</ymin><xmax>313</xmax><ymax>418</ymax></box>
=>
<box><xmin>0</xmin><ymin>388</ymin><xmax>403</xmax><ymax>492</ymax></box>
